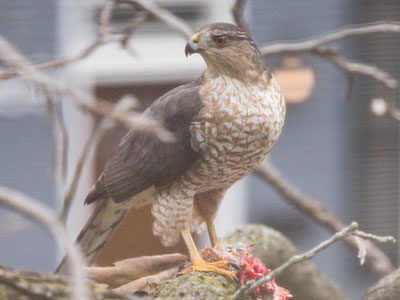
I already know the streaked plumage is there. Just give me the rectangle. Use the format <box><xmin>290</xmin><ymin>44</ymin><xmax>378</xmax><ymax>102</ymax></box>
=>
<box><xmin>57</xmin><ymin>22</ymin><xmax>285</xmax><ymax>273</ymax></box>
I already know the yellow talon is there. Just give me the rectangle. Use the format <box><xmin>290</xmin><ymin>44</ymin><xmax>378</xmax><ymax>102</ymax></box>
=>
<box><xmin>180</xmin><ymin>227</ymin><xmax>234</xmax><ymax>280</ymax></box>
<box><xmin>184</xmin><ymin>259</ymin><xmax>234</xmax><ymax>280</ymax></box>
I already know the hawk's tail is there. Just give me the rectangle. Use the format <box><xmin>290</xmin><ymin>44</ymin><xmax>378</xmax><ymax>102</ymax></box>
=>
<box><xmin>55</xmin><ymin>197</ymin><xmax>128</xmax><ymax>274</ymax></box>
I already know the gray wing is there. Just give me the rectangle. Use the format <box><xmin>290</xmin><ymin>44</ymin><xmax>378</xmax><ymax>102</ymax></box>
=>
<box><xmin>86</xmin><ymin>76</ymin><xmax>204</xmax><ymax>204</ymax></box>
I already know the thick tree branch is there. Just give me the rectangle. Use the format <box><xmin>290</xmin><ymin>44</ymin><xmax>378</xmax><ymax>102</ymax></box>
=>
<box><xmin>362</xmin><ymin>267</ymin><xmax>400</xmax><ymax>300</ymax></box>
<box><xmin>0</xmin><ymin>264</ymin><xmax>147</xmax><ymax>300</ymax></box>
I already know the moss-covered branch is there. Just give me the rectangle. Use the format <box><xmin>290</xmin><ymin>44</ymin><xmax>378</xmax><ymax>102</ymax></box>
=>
<box><xmin>362</xmin><ymin>268</ymin><xmax>400</xmax><ymax>300</ymax></box>
<box><xmin>0</xmin><ymin>224</ymin><xmax>395</xmax><ymax>300</ymax></box>
<box><xmin>152</xmin><ymin>272</ymin><xmax>253</xmax><ymax>300</ymax></box>
<box><xmin>0</xmin><ymin>264</ymin><xmax>146</xmax><ymax>300</ymax></box>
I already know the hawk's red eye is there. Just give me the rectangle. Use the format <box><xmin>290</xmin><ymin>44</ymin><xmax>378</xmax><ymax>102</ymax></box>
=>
<box><xmin>213</xmin><ymin>36</ymin><xmax>227</xmax><ymax>46</ymax></box>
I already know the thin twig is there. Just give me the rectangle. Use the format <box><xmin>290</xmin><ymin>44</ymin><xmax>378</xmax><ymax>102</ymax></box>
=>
<box><xmin>234</xmin><ymin>222</ymin><xmax>395</xmax><ymax>299</ymax></box>
<box><xmin>60</xmin><ymin>123</ymin><xmax>97</xmax><ymax>222</ymax></box>
<box><xmin>260</xmin><ymin>21</ymin><xmax>400</xmax><ymax>56</ymax></box>
<box><xmin>354</xmin><ymin>230</ymin><xmax>396</xmax><ymax>244</ymax></box>
<box><xmin>233</xmin><ymin>222</ymin><xmax>359</xmax><ymax>299</ymax></box>
<box><xmin>120</xmin><ymin>0</ymin><xmax>193</xmax><ymax>39</ymax></box>
<box><xmin>120</xmin><ymin>11</ymin><xmax>149</xmax><ymax>48</ymax></box>
<box><xmin>45</xmin><ymin>97</ymin><xmax>69</xmax><ymax>183</ymax></box>
<box><xmin>330</xmin><ymin>55</ymin><xmax>397</xmax><ymax>90</ymax></box>
<box><xmin>99</xmin><ymin>0</ymin><xmax>116</xmax><ymax>41</ymax></box>
<box><xmin>356</xmin><ymin>236</ymin><xmax>367</xmax><ymax>266</ymax></box>
<box><xmin>0</xmin><ymin>38</ymin><xmax>105</xmax><ymax>80</ymax></box>
<box><xmin>0</xmin><ymin>35</ymin><xmax>174</xmax><ymax>142</ymax></box>
<box><xmin>329</xmin><ymin>56</ymin><xmax>400</xmax><ymax>119</ymax></box>
<box><xmin>0</xmin><ymin>187</ymin><xmax>89</xmax><ymax>300</ymax></box>
<box><xmin>260</xmin><ymin>22</ymin><xmax>400</xmax><ymax>122</ymax></box>
<box><xmin>0</xmin><ymin>1</ymin><xmax>117</xmax><ymax>81</ymax></box>
<box><xmin>254</xmin><ymin>162</ymin><xmax>394</xmax><ymax>276</ymax></box>
<box><xmin>0</xmin><ymin>0</ymin><xmax>192</xmax><ymax>81</ymax></box>
<box><xmin>60</xmin><ymin>96</ymin><xmax>138</xmax><ymax>221</ymax></box>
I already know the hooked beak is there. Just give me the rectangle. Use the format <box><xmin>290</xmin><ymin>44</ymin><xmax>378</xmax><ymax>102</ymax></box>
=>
<box><xmin>185</xmin><ymin>40</ymin><xmax>199</xmax><ymax>57</ymax></box>
<box><xmin>185</xmin><ymin>34</ymin><xmax>200</xmax><ymax>57</ymax></box>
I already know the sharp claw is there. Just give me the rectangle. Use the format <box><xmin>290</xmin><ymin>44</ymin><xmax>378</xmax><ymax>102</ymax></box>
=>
<box><xmin>185</xmin><ymin>260</ymin><xmax>235</xmax><ymax>280</ymax></box>
<box><xmin>227</xmin><ymin>261</ymin><xmax>240</xmax><ymax>270</ymax></box>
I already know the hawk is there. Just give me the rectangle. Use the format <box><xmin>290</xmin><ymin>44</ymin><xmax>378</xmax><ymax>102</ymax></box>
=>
<box><xmin>57</xmin><ymin>23</ymin><xmax>285</xmax><ymax>275</ymax></box>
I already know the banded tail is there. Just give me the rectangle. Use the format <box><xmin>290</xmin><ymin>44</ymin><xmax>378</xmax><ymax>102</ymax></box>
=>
<box><xmin>56</xmin><ymin>186</ymin><xmax>155</xmax><ymax>274</ymax></box>
<box><xmin>56</xmin><ymin>197</ymin><xmax>128</xmax><ymax>273</ymax></box>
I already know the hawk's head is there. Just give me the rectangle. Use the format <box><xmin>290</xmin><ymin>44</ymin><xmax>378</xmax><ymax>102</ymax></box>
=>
<box><xmin>185</xmin><ymin>23</ymin><xmax>268</xmax><ymax>82</ymax></box>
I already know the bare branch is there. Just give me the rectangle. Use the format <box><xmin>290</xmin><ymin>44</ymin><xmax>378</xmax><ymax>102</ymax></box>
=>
<box><xmin>0</xmin><ymin>35</ymin><xmax>174</xmax><ymax>142</ymax></box>
<box><xmin>121</xmin><ymin>11</ymin><xmax>149</xmax><ymax>48</ymax></box>
<box><xmin>260</xmin><ymin>22</ymin><xmax>400</xmax><ymax>56</ymax></box>
<box><xmin>60</xmin><ymin>96</ymin><xmax>138</xmax><ymax>221</ymax></box>
<box><xmin>0</xmin><ymin>187</ymin><xmax>89</xmax><ymax>300</ymax></box>
<box><xmin>59</xmin><ymin>122</ymin><xmax>97</xmax><ymax>222</ymax></box>
<box><xmin>0</xmin><ymin>38</ymin><xmax>105</xmax><ymax>81</ymax></box>
<box><xmin>254</xmin><ymin>162</ymin><xmax>394</xmax><ymax>276</ymax></box>
<box><xmin>329</xmin><ymin>56</ymin><xmax>400</xmax><ymax>119</ymax></box>
<box><xmin>0</xmin><ymin>264</ymin><xmax>140</xmax><ymax>300</ymax></box>
<box><xmin>354</xmin><ymin>230</ymin><xmax>396</xmax><ymax>244</ymax></box>
<box><xmin>0</xmin><ymin>0</ymin><xmax>193</xmax><ymax>81</ymax></box>
<box><xmin>386</xmin><ymin>103</ymin><xmax>400</xmax><ymax>121</ymax></box>
<box><xmin>259</xmin><ymin>22</ymin><xmax>400</xmax><ymax>122</ymax></box>
<box><xmin>120</xmin><ymin>0</ymin><xmax>193</xmax><ymax>39</ymax></box>
<box><xmin>232</xmin><ymin>222</ymin><xmax>358</xmax><ymax>299</ymax></box>
<box><xmin>224</xmin><ymin>224</ymin><xmax>351</xmax><ymax>300</ymax></box>
<box><xmin>231</xmin><ymin>0</ymin><xmax>248</xmax><ymax>32</ymax></box>
<box><xmin>233</xmin><ymin>222</ymin><xmax>395</xmax><ymax>299</ymax></box>
<box><xmin>0</xmin><ymin>1</ymin><xmax>118</xmax><ymax>81</ymax></box>
<box><xmin>99</xmin><ymin>0</ymin><xmax>116</xmax><ymax>41</ymax></box>
<box><xmin>362</xmin><ymin>267</ymin><xmax>400</xmax><ymax>300</ymax></box>
<box><xmin>330</xmin><ymin>56</ymin><xmax>397</xmax><ymax>90</ymax></box>
<box><xmin>45</xmin><ymin>97</ymin><xmax>69</xmax><ymax>183</ymax></box>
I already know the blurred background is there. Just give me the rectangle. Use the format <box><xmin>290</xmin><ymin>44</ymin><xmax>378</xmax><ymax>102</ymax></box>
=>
<box><xmin>0</xmin><ymin>1</ymin><xmax>399</xmax><ymax>299</ymax></box>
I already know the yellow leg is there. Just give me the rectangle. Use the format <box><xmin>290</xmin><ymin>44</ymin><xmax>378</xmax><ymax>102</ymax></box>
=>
<box><xmin>207</xmin><ymin>221</ymin><xmax>221</xmax><ymax>250</ymax></box>
<box><xmin>181</xmin><ymin>227</ymin><xmax>233</xmax><ymax>279</ymax></box>
<box><xmin>181</xmin><ymin>228</ymin><xmax>202</xmax><ymax>261</ymax></box>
